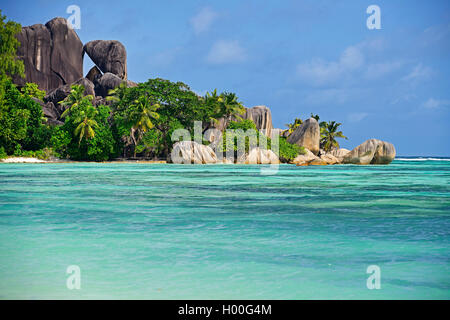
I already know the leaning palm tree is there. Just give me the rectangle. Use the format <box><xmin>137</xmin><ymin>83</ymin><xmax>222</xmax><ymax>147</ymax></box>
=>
<box><xmin>73</xmin><ymin>106</ymin><xmax>98</xmax><ymax>145</ymax></box>
<box><xmin>60</xmin><ymin>85</ymin><xmax>93</xmax><ymax>118</ymax></box>
<box><xmin>129</xmin><ymin>95</ymin><xmax>160</xmax><ymax>157</ymax></box>
<box><xmin>320</xmin><ymin>121</ymin><xmax>348</xmax><ymax>152</ymax></box>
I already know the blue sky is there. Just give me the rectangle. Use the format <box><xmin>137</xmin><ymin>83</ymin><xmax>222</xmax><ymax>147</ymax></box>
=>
<box><xmin>2</xmin><ymin>0</ymin><xmax>449</xmax><ymax>156</ymax></box>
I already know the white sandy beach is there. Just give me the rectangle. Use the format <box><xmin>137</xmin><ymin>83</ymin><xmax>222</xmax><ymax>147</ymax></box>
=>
<box><xmin>1</xmin><ymin>157</ymin><xmax>46</xmax><ymax>163</ymax></box>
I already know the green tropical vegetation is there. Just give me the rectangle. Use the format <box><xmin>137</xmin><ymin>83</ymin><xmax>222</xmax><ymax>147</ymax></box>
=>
<box><xmin>283</xmin><ymin>113</ymin><xmax>348</xmax><ymax>153</ymax></box>
<box><xmin>320</xmin><ymin>121</ymin><xmax>347</xmax><ymax>152</ymax></box>
<box><xmin>0</xmin><ymin>10</ymin><xmax>24</xmax><ymax>79</ymax></box>
<box><xmin>0</xmin><ymin>11</ymin><xmax>342</xmax><ymax>163</ymax></box>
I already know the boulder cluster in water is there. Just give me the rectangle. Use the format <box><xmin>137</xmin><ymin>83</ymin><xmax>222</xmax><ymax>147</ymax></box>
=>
<box><xmin>13</xmin><ymin>17</ymin><xmax>396</xmax><ymax>165</ymax></box>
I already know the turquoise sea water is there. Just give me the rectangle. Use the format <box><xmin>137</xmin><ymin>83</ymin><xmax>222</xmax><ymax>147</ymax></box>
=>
<box><xmin>0</xmin><ymin>160</ymin><xmax>449</xmax><ymax>299</ymax></box>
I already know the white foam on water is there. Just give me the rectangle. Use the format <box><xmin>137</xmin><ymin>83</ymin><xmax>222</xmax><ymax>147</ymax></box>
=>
<box><xmin>396</xmin><ymin>158</ymin><xmax>450</xmax><ymax>161</ymax></box>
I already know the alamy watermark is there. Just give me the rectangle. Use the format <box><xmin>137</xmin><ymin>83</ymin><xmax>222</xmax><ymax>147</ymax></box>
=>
<box><xmin>66</xmin><ymin>265</ymin><xmax>81</xmax><ymax>290</ymax></box>
<box><xmin>366</xmin><ymin>265</ymin><xmax>381</xmax><ymax>289</ymax></box>
<box><xmin>67</xmin><ymin>5</ymin><xmax>81</xmax><ymax>30</ymax></box>
<box><xmin>170</xmin><ymin>121</ymin><xmax>280</xmax><ymax>175</ymax></box>
<box><xmin>366</xmin><ymin>5</ymin><xmax>381</xmax><ymax>30</ymax></box>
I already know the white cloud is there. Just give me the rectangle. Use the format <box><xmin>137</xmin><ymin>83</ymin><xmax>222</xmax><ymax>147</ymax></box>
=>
<box><xmin>296</xmin><ymin>45</ymin><xmax>364</xmax><ymax>86</ymax></box>
<box><xmin>348</xmin><ymin>112</ymin><xmax>370</xmax><ymax>122</ymax></box>
<box><xmin>422</xmin><ymin>98</ymin><xmax>450</xmax><ymax>109</ymax></box>
<box><xmin>402</xmin><ymin>63</ymin><xmax>433</xmax><ymax>82</ymax></box>
<box><xmin>206</xmin><ymin>40</ymin><xmax>247</xmax><ymax>64</ymax></box>
<box><xmin>365</xmin><ymin>61</ymin><xmax>404</xmax><ymax>79</ymax></box>
<box><xmin>190</xmin><ymin>7</ymin><xmax>218</xmax><ymax>35</ymax></box>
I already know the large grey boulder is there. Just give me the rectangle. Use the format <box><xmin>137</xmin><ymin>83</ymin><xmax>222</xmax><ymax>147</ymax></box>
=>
<box><xmin>93</xmin><ymin>73</ymin><xmax>137</xmax><ymax>98</ymax></box>
<box><xmin>287</xmin><ymin>118</ymin><xmax>320</xmax><ymax>155</ymax></box>
<box><xmin>83</xmin><ymin>40</ymin><xmax>127</xmax><ymax>79</ymax></box>
<box><xmin>244</xmin><ymin>106</ymin><xmax>273</xmax><ymax>137</ymax></box>
<box><xmin>343</xmin><ymin>139</ymin><xmax>396</xmax><ymax>165</ymax></box>
<box><xmin>237</xmin><ymin>147</ymin><xmax>279</xmax><ymax>164</ymax></box>
<box><xmin>292</xmin><ymin>148</ymin><xmax>325</xmax><ymax>166</ymax></box>
<box><xmin>207</xmin><ymin>105</ymin><xmax>274</xmax><ymax>137</ymax></box>
<box><xmin>13</xmin><ymin>18</ymin><xmax>83</xmax><ymax>92</ymax></box>
<box><xmin>171</xmin><ymin>141</ymin><xmax>218</xmax><ymax>164</ymax></box>
<box><xmin>94</xmin><ymin>72</ymin><xmax>123</xmax><ymax>97</ymax></box>
<box><xmin>320</xmin><ymin>153</ymin><xmax>340</xmax><ymax>164</ymax></box>
<box><xmin>329</xmin><ymin>148</ymin><xmax>351</xmax><ymax>162</ymax></box>
<box><xmin>45</xmin><ymin>78</ymin><xmax>95</xmax><ymax>109</ymax></box>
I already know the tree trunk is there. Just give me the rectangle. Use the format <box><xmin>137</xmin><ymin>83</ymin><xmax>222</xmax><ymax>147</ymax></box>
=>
<box><xmin>130</xmin><ymin>127</ymin><xmax>137</xmax><ymax>158</ymax></box>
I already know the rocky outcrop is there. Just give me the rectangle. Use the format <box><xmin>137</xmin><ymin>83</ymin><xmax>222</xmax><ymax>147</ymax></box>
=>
<box><xmin>287</xmin><ymin>118</ymin><xmax>320</xmax><ymax>155</ymax></box>
<box><xmin>85</xmin><ymin>66</ymin><xmax>102</xmax><ymax>83</ymax></box>
<box><xmin>206</xmin><ymin>105</ymin><xmax>273</xmax><ymax>137</ymax></box>
<box><xmin>329</xmin><ymin>148</ymin><xmax>350</xmax><ymax>162</ymax></box>
<box><xmin>292</xmin><ymin>148</ymin><xmax>321</xmax><ymax>166</ymax></box>
<box><xmin>94</xmin><ymin>72</ymin><xmax>123</xmax><ymax>97</ymax></box>
<box><xmin>238</xmin><ymin>147</ymin><xmax>279</xmax><ymax>164</ymax></box>
<box><xmin>320</xmin><ymin>153</ymin><xmax>340</xmax><ymax>165</ymax></box>
<box><xmin>45</xmin><ymin>77</ymin><xmax>94</xmax><ymax>106</ymax></box>
<box><xmin>244</xmin><ymin>106</ymin><xmax>273</xmax><ymax>137</ymax></box>
<box><xmin>343</xmin><ymin>139</ymin><xmax>396</xmax><ymax>165</ymax></box>
<box><xmin>83</xmin><ymin>40</ymin><xmax>127</xmax><ymax>79</ymax></box>
<box><xmin>171</xmin><ymin>141</ymin><xmax>218</xmax><ymax>164</ymax></box>
<box><xmin>13</xmin><ymin>17</ymin><xmax>83</xmax><ymax>92</ymax></box>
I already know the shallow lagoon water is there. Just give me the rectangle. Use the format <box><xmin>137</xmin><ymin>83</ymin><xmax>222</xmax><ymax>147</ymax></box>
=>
<box><xmin>0</xmin><ymin>160</ymin><xmax>449</xmax><ymax>299</ymax></box>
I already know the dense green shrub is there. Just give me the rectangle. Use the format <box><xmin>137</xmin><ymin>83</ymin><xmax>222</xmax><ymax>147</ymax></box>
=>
<box><xmin>0</xmin><ymin>77</ymin><xmax>52</xmax><ymax>154</ymax></box>
<box><xmin>278</xmin><ymin>137</ymin><xmax>305</xmax><ymax>162</ymax></box>
<box><xmin>0</xmin><ymin>146</ymin><xmax>7</xmax><ymax>159</ymax></box>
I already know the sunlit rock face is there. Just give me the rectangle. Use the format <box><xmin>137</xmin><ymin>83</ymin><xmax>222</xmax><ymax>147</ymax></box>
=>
<box><xmin>343</xmin><ymin>139</ymin><xmax>396</xmax><ymax>165</ymax></box>
<box><xmin>244</xmin><ymin>106</ymin><xmax>273</xmax><ymax>138</ymax></box>
<box><xmin>171</xmin><ymin>141</ymin><xmax>218</xmax><ymax>164</ymax></box>
<box><xmin>13</xmin><ymin>17</ymin><xmax>83</xmax><ymax>92</ymax></box>
<box><xmin>287</xmin><ymin>118</ymin><xmax>320</xmax><ymax>155</ymax></box>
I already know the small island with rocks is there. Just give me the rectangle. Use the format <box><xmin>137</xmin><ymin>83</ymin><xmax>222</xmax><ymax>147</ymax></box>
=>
<box><xmin>1</xmin><ymin>15</ymin><xmax>395</xmax><ymax>166</ymax></box>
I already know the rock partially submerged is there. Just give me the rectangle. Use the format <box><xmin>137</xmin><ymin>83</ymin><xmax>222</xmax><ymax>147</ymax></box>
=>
<box><xmin>343</xmin><ymin>139</ymin><xmax>396</xmax><ymax>165</ymax></box>
<box><xmin>292</xmin><ymin>149</ymin><xmax>321</xmax><ymax>166</ymax></box>
<box><xmin>329</xmin><ymin>148</ymin><xmax>351</xmax><ymax>162</ymax></box>
<box><xmin>320</xmin><ymin>153</ymin><xmax>339</xmax><ymax>165</ymax></box>
<box><xmin>287</xmin><ymin>118</ymin><xmax>320</xmax><ymax>155</ymax></box>
<box><xmin>171</xmin><ymin>141</ymin><xmax>218</xmax><ymax>164</ymax></box>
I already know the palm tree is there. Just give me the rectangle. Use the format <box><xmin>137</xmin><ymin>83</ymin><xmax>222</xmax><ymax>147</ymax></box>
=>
<box><xmin>320</xmin><ymin>121</ymin><xmax>347</xmax><ymax>152</ymax></box>
<box><xmin>129</xmin><ymin>95</ymin><xmax>160</xmax><ymax>157</ymax></box>
<box><xmin>204</xmin><ymin>89</ymin><xmax>223</xmax><ymax>125</ymax></box>
<box><xmin>60</xmin><ymin>85</ymin><xmax>93</xmax><ymax>118</ymax></box>
<box><xmin>106</xmin><ymin>81</ymin><xmax>128</xmax><ymax>108</ymax></box>
<box><xmin>73</xmin><ymin>106</ymin><xmax>98</xmax><ymax>145</ymax></box>
<box><xmin>220</xmin><ymin>92</ymin><xmax>245</xmax><ymax>120</ymax></box>
<box><xmin>285</xmin><ymin>117</ymin><xmax>303</xmax><ymax>135</ymax></box>
<box><xmin>310</xmin><ymin>113</ymin><xmax>320</xmax><ymax>122</ymax></box>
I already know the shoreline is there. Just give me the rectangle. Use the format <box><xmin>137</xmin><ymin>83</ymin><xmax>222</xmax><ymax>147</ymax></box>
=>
<box><xmin>1</xmin><ymin>157</ymin><xmax>449</xmax><ymax>164</ymax></box>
